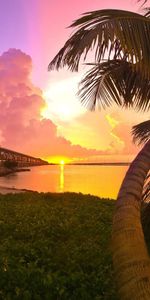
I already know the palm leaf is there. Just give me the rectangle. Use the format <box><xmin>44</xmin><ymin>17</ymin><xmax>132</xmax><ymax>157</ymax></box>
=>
<box><xmin>78</xmin><ymin>60</ymin><xmax>150</xmax><ymax>111</ymax></box>
<box><xmin>132</xmin><ymin>120</ymin><xmax>150</xmax><ymax>144</ymax></box>
<box><xmin>138</xmin><ymin>0</ymin><xmax>148</xmax><ymax>5</ymax></box>
<box><xmin>144</xmin><ymin>7</ymin><xmax>150</xmax><ymax>17</ymax></box>
<box><xmin>48</xmin><ymin>9</ymin><xmax>150</xmax><ymax>77</ymax></box>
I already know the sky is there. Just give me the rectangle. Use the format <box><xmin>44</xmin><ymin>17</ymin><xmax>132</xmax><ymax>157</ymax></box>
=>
<box><xmin>0</xmin><ymin>0</ymin><xmax>149</xmax><ymax>163</ymax></box>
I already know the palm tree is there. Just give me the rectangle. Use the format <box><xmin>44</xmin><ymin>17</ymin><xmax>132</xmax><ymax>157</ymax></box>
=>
<box><xmin>48</xmin><ymin>8</ymin><xmax>150</xmax><ymax>299</ymax></box>
<box><xmin>49</xmin><ymin>9</ymin><xmax>150</xmax><ymax>76</ymax></box>
<box><xmin>133</xmin><ymin>120</ymin><xmax>150</xmax><ymax>145</ymax></box>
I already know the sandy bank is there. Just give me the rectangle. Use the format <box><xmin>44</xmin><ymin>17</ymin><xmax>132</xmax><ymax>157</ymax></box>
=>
<box><xmin>0</xmin><ymin>186</ymin><xmax>24</xmax><ymax>194</ymax></box>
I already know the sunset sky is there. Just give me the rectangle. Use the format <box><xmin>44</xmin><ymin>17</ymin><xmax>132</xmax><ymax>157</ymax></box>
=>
<box><xmin>0</xmin><ymin>0</ymin><xmax>149</xmax><ymax>163</ymax></box>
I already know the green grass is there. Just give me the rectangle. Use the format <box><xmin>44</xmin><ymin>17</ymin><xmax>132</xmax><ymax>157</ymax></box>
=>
<box><xmin>0</xmin><ymin>192</ymin><xmax>117</xmax><ymax>300</ymax></box>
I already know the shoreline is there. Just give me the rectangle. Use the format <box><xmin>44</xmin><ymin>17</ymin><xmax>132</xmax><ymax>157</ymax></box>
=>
<box><xmin>0</xmin><ymin>185</ymin><xmax>34</xmax><ymax>194</ymax></box>
<box><xmin>0</xmin><ymin>167</ymin><xmax>30</xmax><ymax>177</ymax></box>
<box><xmin>0</xmin><ymin>167</ymin><xmax>33</xmax><ymax>194</ymax></box>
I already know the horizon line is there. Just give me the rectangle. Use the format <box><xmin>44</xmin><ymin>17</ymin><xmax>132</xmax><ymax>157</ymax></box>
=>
<box><xmin>49</xmin><ymin>162</ymin><xmax>130</xmax><ymax>166</ymax></box>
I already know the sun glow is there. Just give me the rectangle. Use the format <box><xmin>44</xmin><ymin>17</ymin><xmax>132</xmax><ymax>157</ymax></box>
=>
<box><xmin>42</xmin><ymin>76</ymin><xmax>86</xmax><ymax>122</ymax></box>
<box><xmin>46</xmin><ymin>156</ymin><xmax>72</xmax><ymax>164</ymax></box>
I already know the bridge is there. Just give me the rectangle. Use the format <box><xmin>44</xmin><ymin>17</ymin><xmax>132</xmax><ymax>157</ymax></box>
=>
<box><xmin>0</xmin><ymin>147</ymin><xmax>48</xmax><ymax>167</ymax></box>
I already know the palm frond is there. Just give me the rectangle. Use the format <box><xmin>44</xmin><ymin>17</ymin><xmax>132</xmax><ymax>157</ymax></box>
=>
<box><xmin>132</xmin><ymin>120</ymin><xmax>150</xmax><ymax>144</ymax></box>
<box><xmin>138</xmin><ymin>0</ymin><xmax>148</xmax><ymax>5</ymax></box>
<box><xmin>48</xmin><ymin>9</ymin><xmax>150</xmax><ymax>76</ymax></box>
<box><xmin>78</xmin><ymin>60</ymin><xmax>150</xmax><ymax>111</ymax></box>
<box><xmin>144</xmin><ymin>7</ymin><xmax>150</xmax><ymax>17</ymax></box>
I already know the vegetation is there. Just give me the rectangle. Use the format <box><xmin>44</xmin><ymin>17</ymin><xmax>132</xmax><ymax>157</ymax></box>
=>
<box><xmin>48</xmin><ymin>5</ymin><xmax>150</xmax><ymax>299</ymax></box>
<box><xmin>3</xmin><ymin>160</ymin><xmax>18</xmax><ymax>170</ymax></box>
<box><xmin>0</xmin><ymin>192</ymin><xmax>117</xmax><ymax>300</ymax></box>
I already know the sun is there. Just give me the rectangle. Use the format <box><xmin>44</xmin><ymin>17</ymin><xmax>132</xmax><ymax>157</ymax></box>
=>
<box><xmin>60</xmin><ymin>160</ymin><xmax>65</xmax><ymax>165</ymax></box>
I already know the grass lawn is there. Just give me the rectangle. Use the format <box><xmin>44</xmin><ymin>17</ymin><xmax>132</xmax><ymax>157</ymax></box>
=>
<box><xmin>0</xmin><ymin>192</ymin><xmax>117</xmax><ymax>300</ymax></box>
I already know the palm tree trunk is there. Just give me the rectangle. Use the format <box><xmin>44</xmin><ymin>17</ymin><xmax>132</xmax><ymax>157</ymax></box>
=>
<box><xmin>112</xmin><ymin>140</ymin><xmax>150</xmax><ymax>300</ymax></box>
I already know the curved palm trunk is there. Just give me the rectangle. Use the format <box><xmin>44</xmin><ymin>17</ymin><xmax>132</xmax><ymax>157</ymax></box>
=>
<box><xmin>112</xmin><ymin>140</ymin><xmax>150</xmax><ymax>300</ymax></box>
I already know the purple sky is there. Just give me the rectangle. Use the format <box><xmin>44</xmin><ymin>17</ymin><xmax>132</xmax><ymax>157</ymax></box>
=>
<box><xmin>0</xmin><ymin>0</ymin><xmax>140</xmax><ymax>88</ymax></box>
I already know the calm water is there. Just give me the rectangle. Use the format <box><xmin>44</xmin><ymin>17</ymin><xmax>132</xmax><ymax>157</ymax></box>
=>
<box><xmin>0</xmin><ymin>165</ymin><xmax>129</xmax><ymax>199</ymax></box>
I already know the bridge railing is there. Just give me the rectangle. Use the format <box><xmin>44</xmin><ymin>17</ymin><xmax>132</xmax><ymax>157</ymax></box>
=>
<box><xmin>0</xmin><ymin>147</ymin><xmax>48</xmax><ymax>167</ymax></box>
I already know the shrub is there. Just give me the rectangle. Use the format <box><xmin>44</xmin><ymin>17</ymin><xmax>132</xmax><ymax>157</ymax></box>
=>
<box><xmin>0</xmin><ymin>192</ymin><xmax>117</xmax><ymax>299</ymax></box>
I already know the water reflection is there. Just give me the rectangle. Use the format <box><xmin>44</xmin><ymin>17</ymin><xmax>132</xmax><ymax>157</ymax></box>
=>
<box><xmin>59</xmin><ymin>164</ymin><xmax>64</xmax><ymax>192</ymax></box>
<box><xmin>0</xmin><ymin>165</ymin><xmax>129</xmax><ymax>199</ymax></box>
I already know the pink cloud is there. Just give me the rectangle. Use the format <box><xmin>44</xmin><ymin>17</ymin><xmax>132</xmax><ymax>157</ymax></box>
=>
<box><xmin>112</xmin><ymin>123</ymin><xmax>139</xmax><ymax>155</ymax></box>
<box><xmin>0</xmin><ymin>49</ymin><xmax>144</xmax><ymax>162</ymax></box>
<box><xmin>108</xmin><ymin>111</ymin><xmax>142</xmax><ymax>156</ymax></box>
<box><xmin>0</xmin><ymin>49</ymin><xmax>109</xmax><ymax>160</ymax></box>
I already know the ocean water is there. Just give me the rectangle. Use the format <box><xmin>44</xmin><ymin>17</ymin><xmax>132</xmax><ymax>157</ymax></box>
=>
<box><xmin>0</xmin><ymin>164</ymin><xmax>129</xmax><ymax>199</ymax></box>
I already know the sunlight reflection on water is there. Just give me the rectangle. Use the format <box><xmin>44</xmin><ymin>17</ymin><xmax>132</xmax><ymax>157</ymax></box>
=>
<box><xmin>59</xmin><ymin>164</ymin><xmax>64</xmax><ymax>192</ymax></box>
<box><xmin>0</xmin><ymin>165</ymin><xmax>129</xmax><ymax>199</ymax></box>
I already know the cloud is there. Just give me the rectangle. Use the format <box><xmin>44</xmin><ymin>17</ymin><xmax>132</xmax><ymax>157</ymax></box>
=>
<box><xmin>0</xmin><ymin>49</ymin><xmax>146</xmax><ymax>162</ymax></box>
<box><xmin>106</xmin><ymin>111</ymin><xmax>143</xmax><ymax>156</ymax></box>
<box><xmin>0</xmin><ymin>49</ymin><xmax>109</xmax><ymax>161</ymax></box>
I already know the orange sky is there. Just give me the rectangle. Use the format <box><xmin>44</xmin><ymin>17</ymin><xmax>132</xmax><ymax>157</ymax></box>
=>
<box><xmin>0</xmin><ymin>0</ymin><xmax>149</xmax><ymax>163</ymax></box>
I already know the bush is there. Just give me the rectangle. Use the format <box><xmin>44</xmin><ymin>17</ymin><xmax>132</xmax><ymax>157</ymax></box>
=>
<box><xmin>0</xmin><ymin>192</ymin><xmax>117</xmax><ymax>300</ymax></box>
